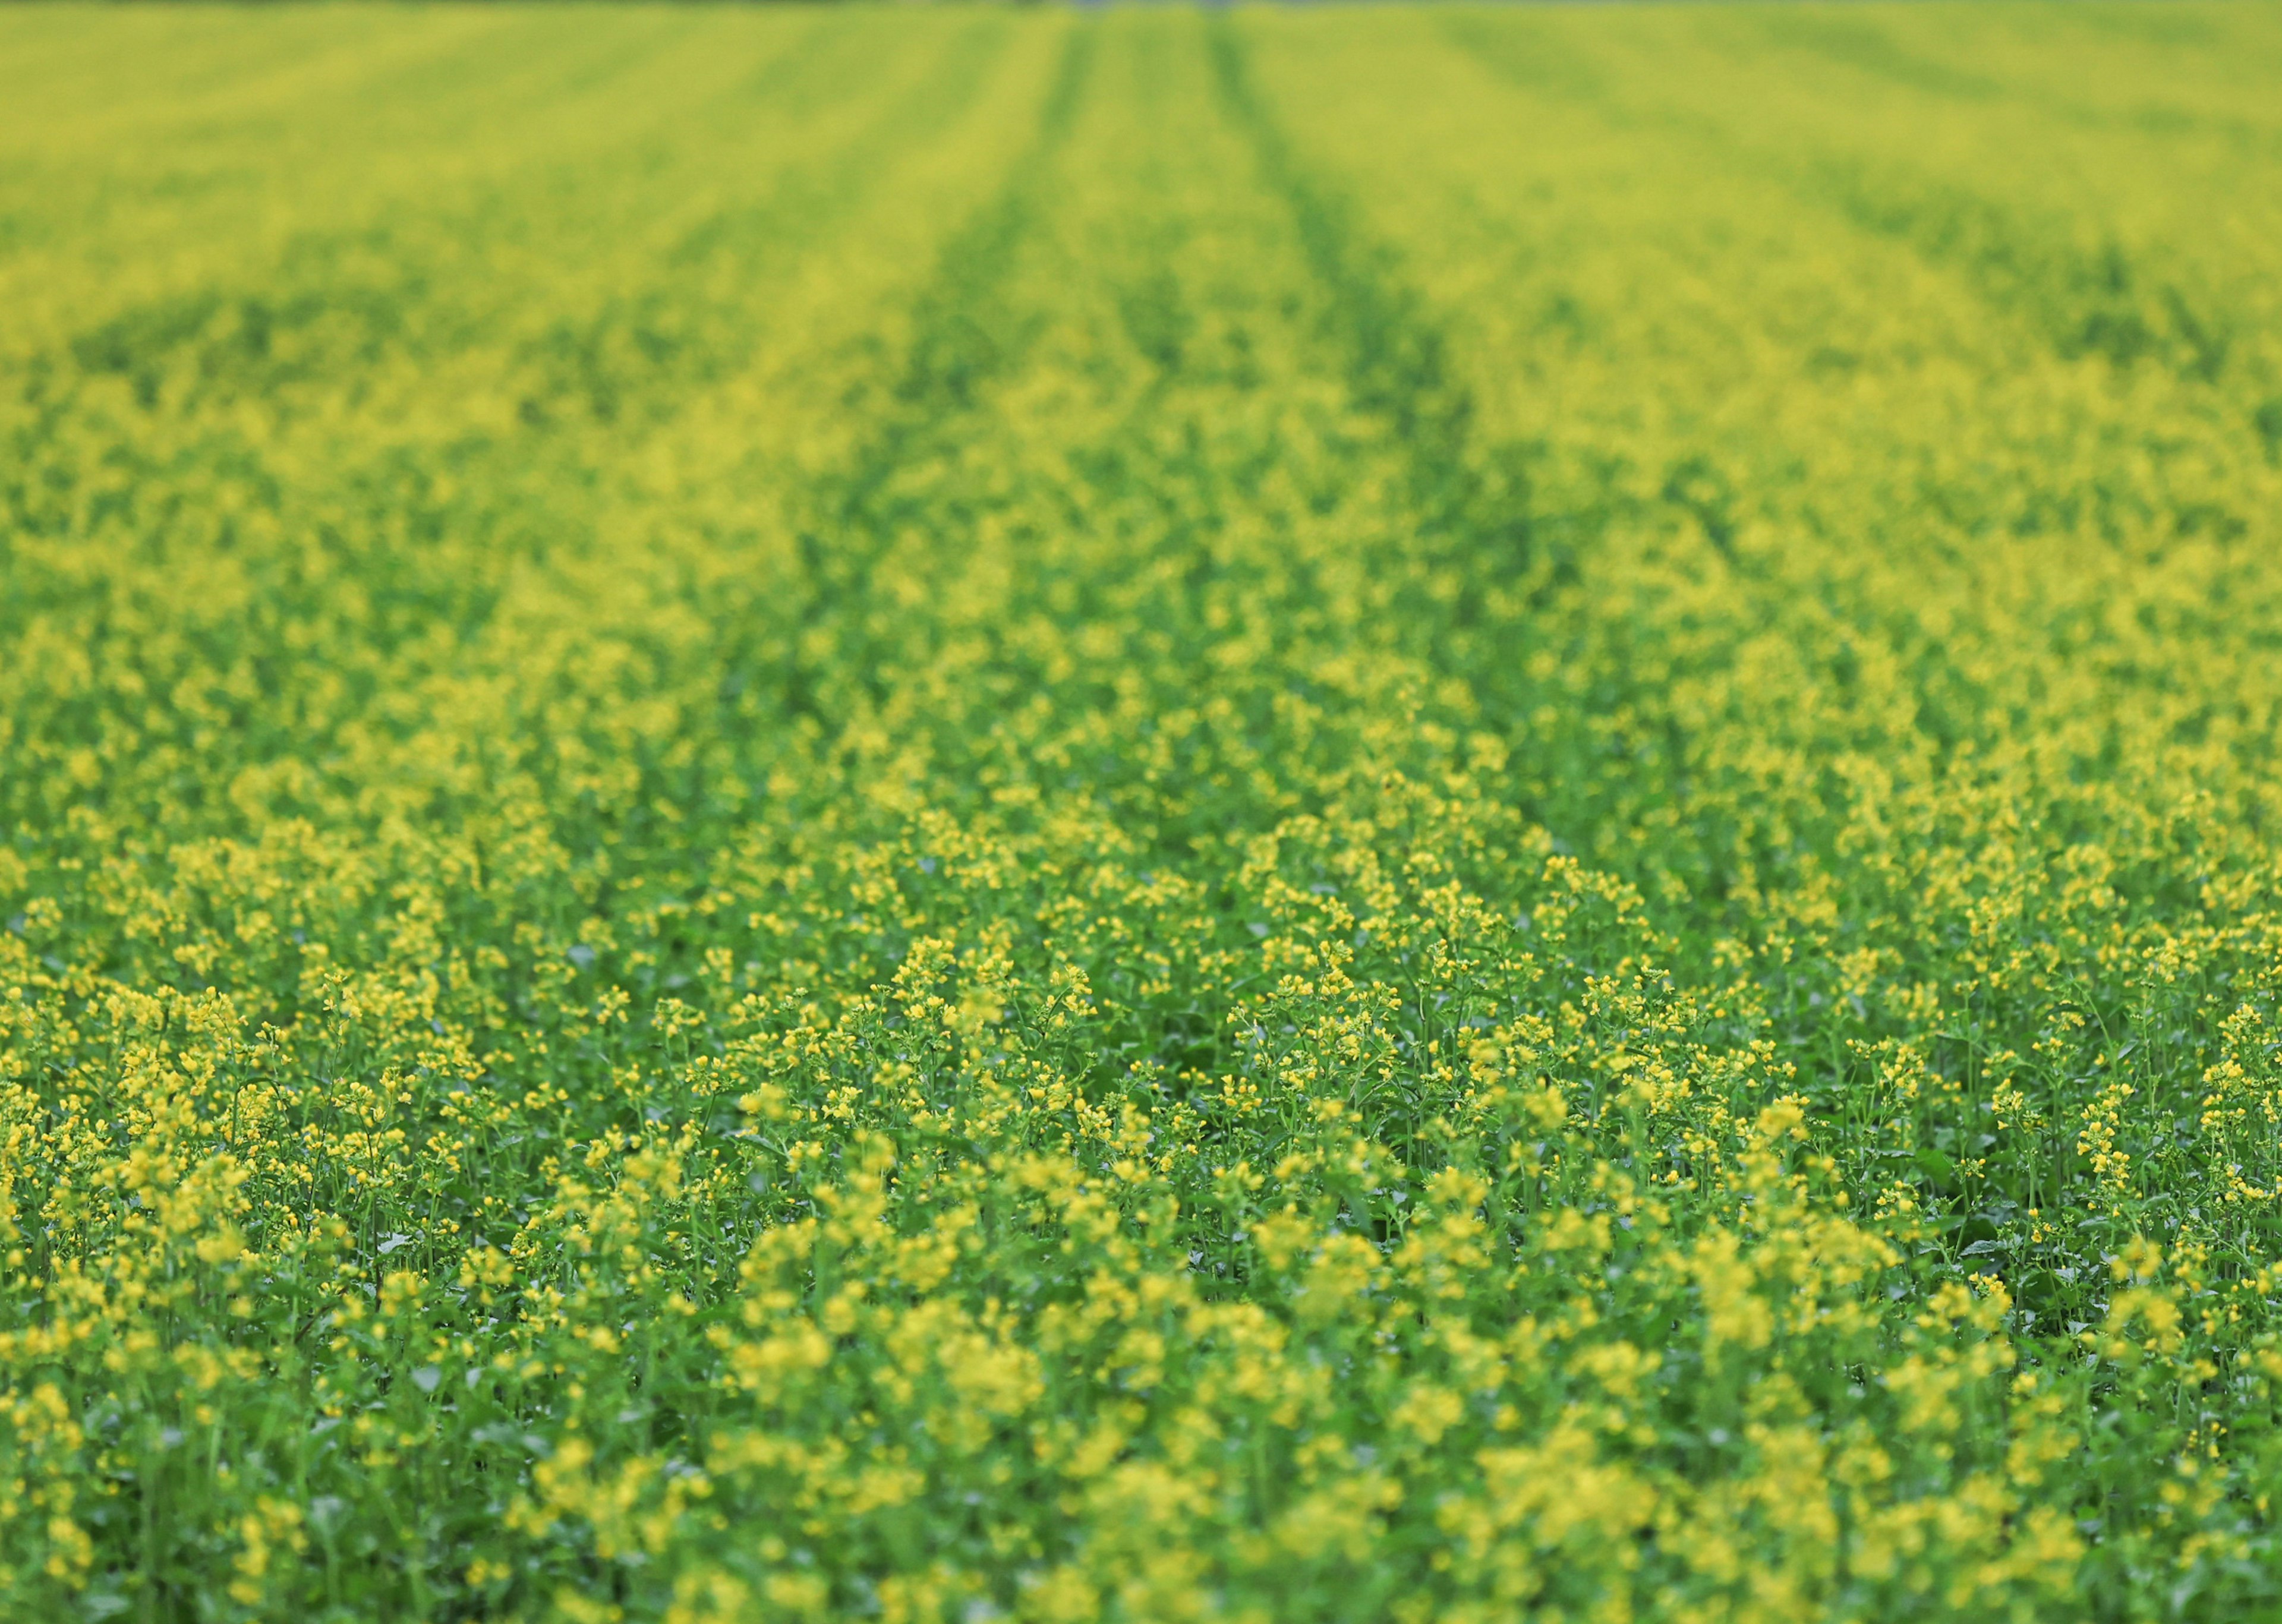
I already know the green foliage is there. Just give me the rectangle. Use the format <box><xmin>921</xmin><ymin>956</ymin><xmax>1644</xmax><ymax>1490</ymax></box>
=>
<box><xmin>4</xmin><ymin>4</ymin><xmax>2282</xmax><ymax>1620</ymax></box>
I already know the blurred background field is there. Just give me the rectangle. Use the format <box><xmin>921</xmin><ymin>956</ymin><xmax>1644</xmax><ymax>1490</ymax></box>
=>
<box><xmin>6</xmin><ymin>5</ymin><xmax>2282</xmax><ymax>1619</ymax></box>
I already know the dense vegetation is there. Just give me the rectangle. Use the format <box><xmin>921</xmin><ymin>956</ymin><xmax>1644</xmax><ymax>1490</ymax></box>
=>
<box><xmin>6</xmin><ymin>4</ymin><xmax>2282</xmax><ymax>1619</ymax></box>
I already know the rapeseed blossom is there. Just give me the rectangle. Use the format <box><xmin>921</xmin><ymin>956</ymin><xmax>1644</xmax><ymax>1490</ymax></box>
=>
<box><xmin>4</xmin><ymin>4</ymin><xmax>2282</xmax><ymax>1619</ymax></box>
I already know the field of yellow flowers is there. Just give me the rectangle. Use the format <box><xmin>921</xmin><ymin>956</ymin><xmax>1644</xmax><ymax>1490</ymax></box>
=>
<box><xmin>5</xmin><ymin>3</ymin><xmax>2282</xmax><ymax>1618</ymax></box>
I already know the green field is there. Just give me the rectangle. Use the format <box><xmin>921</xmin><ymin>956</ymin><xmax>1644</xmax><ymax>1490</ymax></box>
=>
<box><xmin>6</xmin><ymin>3</ymin><xmax>2282</xmax><ymax>1617</ymax></box>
